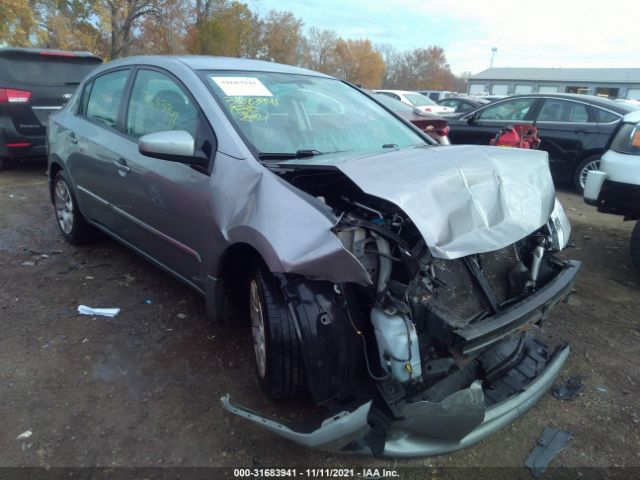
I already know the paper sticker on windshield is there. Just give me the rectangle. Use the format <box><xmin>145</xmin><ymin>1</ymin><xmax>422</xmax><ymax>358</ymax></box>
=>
<box><xmin>211</xmin><ymin>77</ymin><xmax>273</xmax><ymax>97</ymax></box>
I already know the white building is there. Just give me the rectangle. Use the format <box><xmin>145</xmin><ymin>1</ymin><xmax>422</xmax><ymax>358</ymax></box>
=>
<box><xmin>468</xmin><ymin>68</ymin><xmax>640</xmax><ymax>99</ymax></box>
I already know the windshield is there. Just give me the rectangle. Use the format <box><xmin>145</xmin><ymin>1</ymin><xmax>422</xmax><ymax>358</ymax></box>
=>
<box><xmin>404</xmin><ymin>93</ymin><xmax>437</xmax><ymax>107</ymax></box>
<box><xmin>203</xmin><ymin>72</ymin><xmax>425</xmax><ymax>156</ymax></box>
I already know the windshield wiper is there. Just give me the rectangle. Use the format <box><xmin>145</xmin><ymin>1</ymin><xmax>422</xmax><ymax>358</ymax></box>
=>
<box><xmin>258</xmin><ymin>149</ymin><xmax>324</xmax><ymax>160</ymax></box>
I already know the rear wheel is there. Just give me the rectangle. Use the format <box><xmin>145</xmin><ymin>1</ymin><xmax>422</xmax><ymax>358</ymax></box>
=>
<box><xmin>631</xmin><ymin>221</ymin><xmax>640</xmax><ymax>271</ymax></box>
<box><xmin>249</xmin><ymin>263</ymin><xmax>305</xmax><ymax>399</ymax></box>
<box><xmin>574</xmin><ymin>155</ymin><xmax>601</xmax><ymax>194</ymax></box>
<box><xmin>53</xmin><ymin>171</ymin><xmax>98</xmax><ymax>244</ymax></box>
<box><xmin>0</xmin><ymin>158</ymin><xmax>9</xmax><ymax>171</ymax></box>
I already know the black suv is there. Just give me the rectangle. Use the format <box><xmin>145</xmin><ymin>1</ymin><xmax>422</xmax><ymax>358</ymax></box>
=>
<box><xmin>447</xmin><ymin>93</ymin><xmax>638</xmax><ymax>192</ymax></box>
<box><xmin>0</xmin><ymin>48</ymin><xmax>102</xmax><ymax>170</ymax></box>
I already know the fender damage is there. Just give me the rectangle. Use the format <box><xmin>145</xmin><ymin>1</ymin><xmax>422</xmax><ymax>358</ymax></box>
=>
<box><xmin>221</xmin><ymin>145</ymin><xmax>579</xmax><ymax>457</ymax></box>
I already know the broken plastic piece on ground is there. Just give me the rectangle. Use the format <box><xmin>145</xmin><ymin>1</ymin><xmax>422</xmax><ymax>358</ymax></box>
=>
<box><xmin>594</xmin><ymin>386</ymin><xmax>608</xmax><ymax>393</ymax></box>
<box><xmin>77</xmin><ymin>305</ymin><xmax>120</xmax><ymax>317</ymax></box>
<box><xmin>144</xmin><ymin>299</ymin><xmax>152</xmax><ymax>304</ymax></box>
<box><xmin>525</xmin><ymin>426</ymin><xmax>572</xmax><ymax>478</ymax></box>
<box><xmin>552</xmin><ymin>375</ymin><xmax>584</xmax><ymax>401</ymax></box>
<box><xmin>16</xmin><ymin>430</ymin><xmax>32</xmax><ymax>440</ymax></box>
<box><xmin>21</xmin><ymin>261</ymin><xmax>35</xmax><ymax>266</ymax></box>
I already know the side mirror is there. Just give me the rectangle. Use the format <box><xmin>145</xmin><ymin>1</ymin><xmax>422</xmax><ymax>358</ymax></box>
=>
<box><xmin>466</xmin><ymin>112</ymin><xmax>477</xmax><ymax>125</ymax></box>
<box><xmin>139</xmin><ymin>130</ymin><xmax>208</xmax><ymax>167</ymax></box>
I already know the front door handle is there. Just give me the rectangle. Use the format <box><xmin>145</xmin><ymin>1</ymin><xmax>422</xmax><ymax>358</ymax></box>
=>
<box><xmin>113</xmin><ymin>158</ymin><xmax>131</xmax><ymax>173</ymax></box>
<box><xmin>68</xmin><ymin>132</ymin><xmax>78</xmax><ymax>144</ymax></box>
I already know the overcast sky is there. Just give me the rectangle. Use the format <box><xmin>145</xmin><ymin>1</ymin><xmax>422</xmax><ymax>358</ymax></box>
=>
<box><xmin>253</xmin><ymin>0</ymin><xmax>639</xmax><ymax>75</ymax></box>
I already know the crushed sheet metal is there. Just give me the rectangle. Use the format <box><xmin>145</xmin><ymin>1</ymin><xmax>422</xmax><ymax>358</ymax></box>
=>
<box><xmin>222</xmin><ymin>344</ymin><xmax>570</xmax><ymax>457</ymax></box>
<box><xmin>392</xmin><ymin>381</ymin><xmax>485</xmax><ymax>441</ymax></box>
<box><xmin>281</xmin><ymin>145</ymin><xmax>556</xmax><ymax>260</ymax></box>
<box><xmin>220</xmin><ymin>394</ymin><xmax>372</xmax><ymax>452</ymax></box>
<box><xmin>525</xmin><ymin>427</ymin><xmax>572</xmax><ymax>478</ymax></box>
<box><xmin>213</xmin><ymin>152</ymin><xmax>371</xmax><ymax>285</ymax></box>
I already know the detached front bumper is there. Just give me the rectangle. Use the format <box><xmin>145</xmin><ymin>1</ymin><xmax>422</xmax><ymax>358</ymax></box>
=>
<box><xmin>222</xmin><ymin>341</ymin><xmax>570</xmax><ymax>457</ymax></box>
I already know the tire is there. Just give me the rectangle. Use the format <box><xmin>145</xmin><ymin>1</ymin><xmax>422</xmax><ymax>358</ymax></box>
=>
<box><xmin>631</xmin><ymin>221</ymin><xmax>640</xmax><ymax>271</ymax></box>
<box><xmin>0</xmin><ymin>157</ymin><xmax>8</xmax><ymax>171</ymax></box>
<box><xmin>52</xmin><ymin>171</ymin><xmax>98</xmax><ymax>244</ymax></box>
<box><xmin>574</xmin><ymin>155</ymin><xmax>601</xmax><ymax>194</ymax></box>
<box><xmin>248</xmin><ymin>262</ymin><xmax>305</xmax><ymax>399</ymax></box>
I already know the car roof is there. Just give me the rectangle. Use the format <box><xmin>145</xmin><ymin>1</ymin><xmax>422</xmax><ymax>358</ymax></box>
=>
<box><xmin>623</xmin><ymin>110</ymin><xmax>640</xmax><ymax>123</ymax></box>
<box><xmin>498</xmin><ymin>93</ymin><xmax>636</xmax><ymax>114</ymax></box>
<box><xmin>103</xmin><ymin>55</ymin><xmax>332</xmax><ymax>78</ymax></box>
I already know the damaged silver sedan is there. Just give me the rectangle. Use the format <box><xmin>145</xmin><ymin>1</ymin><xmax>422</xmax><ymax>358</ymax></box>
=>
<box><xmin>47</xmin><ymin>56</ymin><xmax>580</xmax><ymax>457</ymax></box>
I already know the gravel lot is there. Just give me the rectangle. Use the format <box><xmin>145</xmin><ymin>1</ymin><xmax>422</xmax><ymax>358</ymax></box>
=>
<box><xmin>1</xmin><ymin>162</ymin><xmax>639</xmax><ymax>476</ymax></box>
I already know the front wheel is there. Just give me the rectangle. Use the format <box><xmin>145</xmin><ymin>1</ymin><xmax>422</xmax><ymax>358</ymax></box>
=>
<box><xmin>574</xmin><ymin>155</ymin><xmax>601</xmax><ymax>194</ymax></box>
<box><xmin>631</xmin><ymin>221</ymin><xmax>640</xmax><ymax>271</ymax></box>
<box><xmin>53</xmin><ymin>171</ymin><xmax>98</xmax><ymax>244</ymax></box>
<box><xmin>249</xmin><ymin>264</ymin><xmax>306</xmax><ymax>399</ymax></box>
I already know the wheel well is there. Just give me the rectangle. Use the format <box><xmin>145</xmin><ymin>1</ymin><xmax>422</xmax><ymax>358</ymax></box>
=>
<box><xmin>49</xmin><ymin>162</ymin><xmax>63</xmax><ymax>203</ymax></box>
<box><xmin>214</xmin><ymin>243</ymin><xmax>264</xmax><ymax>325</ymax></box>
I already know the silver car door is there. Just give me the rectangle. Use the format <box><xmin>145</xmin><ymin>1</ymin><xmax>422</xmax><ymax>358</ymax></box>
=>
<box><xmin>105</xmin><ymin>68</ymin><xmax>214</xmax><ymax>289</ymax></box>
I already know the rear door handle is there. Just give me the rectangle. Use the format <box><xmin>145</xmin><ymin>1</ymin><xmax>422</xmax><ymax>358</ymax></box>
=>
<box><xmin>68</xmin><ymin>132</ymin><xmax>78</xmax><ymax>144</ymax></box>
<box><xmin>573</xmin><ymin>129</ymin><xmax>593</xmax><ymax>134</ymax></box>
<box><xmin>112</xmin><ymin>158</ymin><xmax>131</xmax><ymax>173</ymax></box>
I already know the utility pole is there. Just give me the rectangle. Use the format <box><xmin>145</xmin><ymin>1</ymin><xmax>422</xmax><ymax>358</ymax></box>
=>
<box><xmin>490</xmin><ymin>47</ymin><xmax>497</xmax><ymax>68</ymax></box>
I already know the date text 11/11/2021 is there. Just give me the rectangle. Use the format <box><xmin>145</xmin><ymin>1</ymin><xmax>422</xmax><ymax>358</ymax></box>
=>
<box><xmin>233</xmin><ymin>468</ymin><xmax>400</xmax><ymax>478</ymax></box>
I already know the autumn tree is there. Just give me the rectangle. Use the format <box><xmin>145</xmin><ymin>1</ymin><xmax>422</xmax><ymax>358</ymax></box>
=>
<box><xmin>258</xmin><ymin>10</ymin><xmax>303</xmax><ymax>65</ymax></box>
<box><xmin>189</xmin><ymin>1</ymin><xmax>259</xmax><ymax>57</ymax></box>
<box><xmin>302</xmin><ymin>27</ymin><xmax>338</xmax><ymax>74</ymax></box>
<box><xmin>0</xmin><ymin>0</ymin><xmax>41</xmax><ymax>47</ymax></box>
<box><xmin>135</xmin><ymin>0</ymin><xmax>188</xmax><ymax>54</ymax></box>
<box><xmin>34</xmin><ymin>1</ymin><xmax>104</xmax><ymax>53</ymax></box>
<box><xmin>96</xmin><ymin>0</ymin><xmax>161</xmax><ymax>58</ymax></box>
<box><xmin>332</xmin><ymin>38</ymin><xmax>384</xmax><ymax>88</ymax></box>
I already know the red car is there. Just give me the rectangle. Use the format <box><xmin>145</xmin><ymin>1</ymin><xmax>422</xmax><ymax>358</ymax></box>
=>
<box><xmin>372</xmin><ymin>91</ymin><xmax>450</xmax><ymax>144</ymax></box>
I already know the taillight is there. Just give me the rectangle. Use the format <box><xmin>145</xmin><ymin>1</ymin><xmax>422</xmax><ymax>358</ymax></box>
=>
<box><xmin>437</xmin><ymin>127</ymin><xmax>450</xmax><ymax>136</ymax></box>
<box><xmin>0</xmin><ymin>88</ymin><xmax>32</xmax><ymax>104</ymax></box>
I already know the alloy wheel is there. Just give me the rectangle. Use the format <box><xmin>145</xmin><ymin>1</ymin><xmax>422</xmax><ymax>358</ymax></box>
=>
<box><xmin>54</xmin><ymin>179</ymin><xmax>74</xmax><ymax>235</ymax></box>
<box><xmin>249</xmin><ymin>278</ymin><xmax>267</xmax><ymax>378</ymax></box>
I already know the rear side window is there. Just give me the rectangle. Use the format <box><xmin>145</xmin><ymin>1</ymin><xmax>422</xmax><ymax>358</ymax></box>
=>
<box><xmin>610</xmin><ymin>123</ymin><xmax>640</xmax><ymax>155</ymax></box>
<box><xmin>0</xmin><ymin>53</ymin><xmax>101</xmax><ymax>86</ymax></box>
<box><xmin>85</xmin><ymin>70</ymin><xmax>129</xmax><ymax>129</ymax></box>
<box><xmin>125</xmin><ymin>69</ymin><xmax>198</xmax><ymax>138</ymax></box>
<box><xmin>537</xmin><ymin>99</ymin><xmax>589</xmax><ymax>122</ymax></box>
<box><xmin>593</xmin><ymin>108</ymin><xmax>619</xmax><ymax>123</ymax></box>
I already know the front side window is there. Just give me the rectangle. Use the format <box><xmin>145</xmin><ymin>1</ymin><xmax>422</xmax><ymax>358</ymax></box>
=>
<box><xmin>478</xmin><ymin>98</ymin><xmax>536</xmax><ymax>121</ymax></box>
<box><xmin>610</xmin><ymin>122</ymin><xmax>640</xmax><ymax>155</ymax></box>
<box><xmin>537</xmin><ymin>99</ymin><xmax>589</xmax><ymax>122</ymax></box>
<box><xmin>204</xmin><ymin>72</ymin><xmax>425</xmax><ymax>156</ymax></box>
<box><xmin>85</xmin><ymin>69</ymin><xmax>129</xmax><ymax>128</ymax></box>
<box><xmin>126</xmin><ymin>69</ymin><xmax>198</xmax><ymax>138</ymax></box>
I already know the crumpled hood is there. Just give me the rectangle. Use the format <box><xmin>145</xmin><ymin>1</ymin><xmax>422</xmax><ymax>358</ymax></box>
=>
<box><xmin>338</xmin><ymin>145</ymin><xmax>555</xmax><ymax>259</ymax></box>
<box><xmin>283</xmin><ymin>145</ymin><xmax>556</xmax><ymax>259</ymax></box>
